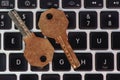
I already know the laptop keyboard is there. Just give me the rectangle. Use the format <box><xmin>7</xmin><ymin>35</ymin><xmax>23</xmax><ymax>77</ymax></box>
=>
<box><xmin>0</xmin><ymin>0</ymin><xmax>120</xmax><ymax>80</ymax></box>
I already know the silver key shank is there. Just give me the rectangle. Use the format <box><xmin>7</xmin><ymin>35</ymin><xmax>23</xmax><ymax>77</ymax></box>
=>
<box><xmin>8</xmin><ymin>9</ymin><xmax>32</xmax><ymax>37</ymax></box>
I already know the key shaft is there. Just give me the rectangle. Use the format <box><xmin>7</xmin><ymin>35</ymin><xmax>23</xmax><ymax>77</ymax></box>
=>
<box><xmin>56</xmin><ymin>34</ymin><xmax>80</xmax><ymax>69</ymax></box>
<box><xmin>8</xmin><ymin>9</ymin><xmax>32</xmax><ymax>37</ymax></box>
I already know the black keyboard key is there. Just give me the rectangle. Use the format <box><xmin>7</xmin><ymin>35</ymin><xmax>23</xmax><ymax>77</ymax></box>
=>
<box><xmin>34</xmin><ymin>32</ymin><xmax>44</xmax><ymax>37</ymax></box>
<box><xmin>79</xmin><ymin>11</ymin><xmax>97</xmax><ymax>29</ymax></box>
<box><xmin>84</xmin><ymin>0</ymin><xmax>103</xmax><ymax>8</ymax></box>
<box><xmin>0</xmin><ymin>12</ymin><xmax>12</xmax><ymax>29</ymax></box>
<box><xmin>36</xmin><ymin>12</ymin><xmax>42</xmax><ymax>29</ymax></box>
<box><xmin>52</xmin><ymin>53</ymin><xmax>71</xmax><ymax>71</ymax></box>
<box><xmin>4</xmin><ymin>32</ymin><xmax>22</xmax><ymax>50</ymax></box>
<box><xmin>95</xmin><ymin>53</ymin><xmax>114</xmax><ymax>71</ymax></box>
<box><xmin>20</xmin><ymin>74</ymin><xmax>38</xmax><ymax>80</ymax></box>
<box><xmin>100</xmin><ymin>11</ymin><xmax>119</xmax><ymax>29</ymax></box>
<box><xmin>15</xmin><ymin>12</ymin><xmax>33</xmax><ymax>30</ymax></box>
<box><xmin>85</xmin><ymin>74</ymin><xmax>103</xmax><ymax>80</ymax></box>
<box><xmin>0</xmin><ymin>34</ymin><xmax>2</xmax><ymax>49</ymax></box>
<box><xmin>42</xmin><ymin>74</ymin><xmax>60</xmax><ymax>80</ymax></box>
<box><xmin>48</xmin><ymin>38</ymin><xmax>61</xmax><ymax>50</ymax></box>
<box><xmin>117</xmin><ymin>53</ymin><xmax>120</xmax><ymax>70</ymax></box>
<box><xmin>0</xmin><ymin>0</ymin><xmax>14</xmax><ymax>9</ymax></box>
<box><xmin>62</xmin><ymin>0</ymin><xmax>81</xmax><ymax>8</ymax></box>
<box><xmin>107</xmin><ymin>74</ymin><xmax>120</xmax><ymax>80</ymax></box>
<box><xmin>90</xmin><ymin>32</ymin><xmax>108</xmax><ymax>50</ymax></box>
<box><xmin>0</xmin><ymin>74</ymin><xmax>16</xmax><ymax>80</ymax></box>
<box><xmin>18</xmin><ymin>0</ymin><xmax>37</xmax><ymax>9</ymax></box>
<box><xmin>31</xmin><ymin>64</ymin><xmax>49</xmax><ymax>71</ymax></box>
<box><xmin>75</xmin><ymin>53</ymin><xmax>92</xmax><ymax>71</ymax></box>
<box><xmin>9</xmin><ymin>53</ymin><xmax>28</xmax><ymax>71</ymax></box>
<box><xmin>63</xmin><ymin>74</ymin><xmax>81</xmax><ymax>80</ymax></box>
<box><xmin>68</xmin><ymin>32</ymin><xmax>87</xmax><ymax>50</ymax></box>
<box><xmin>111</xmin><ymin>32</ymin><xmax>120</xmax><ymax>49</ymax></box>
<box><xmin>106</xmin><ymin>0</ymin><xmax>120</xmax><ymax>8</ymax></box>
<box><xmin>65</xmin><ymin>11</ymin><xmax>76</xmax><ymax>29</ymax></box>
<box><xmin>40</xmin><ymin>0</ymin><xmax>59</xmax><ymax>9</ymax></box>
<box><xmin>0</xmin><ymin>53</ymin><xmax>6</xmax><ymax>71</ymax></box>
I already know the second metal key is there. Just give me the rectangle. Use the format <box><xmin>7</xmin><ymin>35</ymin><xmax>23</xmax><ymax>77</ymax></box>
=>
<box><xmin>8</xmin><ymin>9</ymin><xmax>54</xmax><ymax>68</ymax></box>
<box><xmin>39</xmin><ymin>8</ymin><xmax>80</xmax><ymax>69</ymax></box>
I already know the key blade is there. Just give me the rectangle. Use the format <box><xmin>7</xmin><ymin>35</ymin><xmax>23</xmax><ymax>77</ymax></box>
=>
<box><xmin>56</xmin><ymin>35</ymin><xmax>80</xmax><ymax>69</ymax></box>
<box><xmin>8</xmin><ymin>9</ymin><xmax>31</xmax><ymax>37</ymax></box>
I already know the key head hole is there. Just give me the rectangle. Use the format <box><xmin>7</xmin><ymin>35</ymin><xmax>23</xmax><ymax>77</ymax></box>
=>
<box><xmin>40</xmin><ymin>55</ymin><xmax>47</xmax><ymax>62</ymax></box>
<box><xmin>46</xmin><ymin>13</ymin><xmax>53</xmax><ymax>20</ymax></box>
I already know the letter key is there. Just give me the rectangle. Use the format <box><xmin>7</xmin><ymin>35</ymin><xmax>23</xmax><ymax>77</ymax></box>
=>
<box><xmin>8</xmin><ymin>9</ymin><xmax>54</xmax><ymax>68</ymax></box>
<box><xmin>38</xmin><ymin>8</ymin><xmax>80</xmax><ymax>69</ymax></box>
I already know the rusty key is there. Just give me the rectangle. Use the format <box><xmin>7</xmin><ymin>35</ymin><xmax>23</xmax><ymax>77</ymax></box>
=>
<box><xmin>38</xmin><ymin>8</ymin><xmax>80</xmax><ymax>69</ymax></box>
<box><xmin>8</xmin><ymin>9</ymin><xmax>54</xmax><ymax>68</ymax></box>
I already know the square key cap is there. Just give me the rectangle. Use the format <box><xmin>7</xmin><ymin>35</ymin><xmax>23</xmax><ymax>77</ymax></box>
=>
<box><xmin>4</xmin><ymin>32</ymin><xmax>22</xmax><ymax>50</ymax></box>
<box><xmin>84</xmin><ymin>0</ymin><xmax>103</xmax><ymax>8</ymax></box>
<box><xmin>9</xmin><ymin>53</ymin><xmax>28</xmax><ymax>71</ymax></box>
<box><xmin>62</xmin><ymin>0</ymin><xmax>81</xmax><ymax>8</ymax></box>
<box><xmin>40</xmin><ymin>0</ymin><xmax>59</xmax><ymax>9</ymax></box>
<box><xmin>20</xmin><ymin>74</ymin><xmax>38</xmax><ymax>80</ymax></box>
<box><xmin>52</xmin><ymin>53</ymin><xmax>71</xmax><ymax>71</ymax></box>
<box><xmin>42</xmin><ymin>74</ymin><xmax>60</xmax><ymax>80</ymax></box>
<box><xmin>63</xmin><ymin>74</ymin><xmax>81</xmax><ymax>80</ymax></box>
<box><xmin>0</xmin><ymin>0</ymin><xmax>14</xmax><ymax>9</ymax></box>
<box><xmin>18</xmin><ymin>0</ymin><xmax>37</xmax><ymax>9</ymax></box>
<box><xmin>0</xmin><ymin>74</ymin><xmax>16</xmax><ymax>80</ymax></box>
<box><xmin>0</xmin><ymin>53</ymin><xmax>6</xmax><ymax>71</ymax></box>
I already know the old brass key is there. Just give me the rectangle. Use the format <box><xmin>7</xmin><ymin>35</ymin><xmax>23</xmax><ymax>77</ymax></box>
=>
<box><xmin>8</xmin><ymin>9</ymin><xmax>54</xmax><ymax>68</ymax></box>
<box><xmin>38</xmin><ymin>8</ymin><xmax>80</xmax><ymax>69</ymax></box>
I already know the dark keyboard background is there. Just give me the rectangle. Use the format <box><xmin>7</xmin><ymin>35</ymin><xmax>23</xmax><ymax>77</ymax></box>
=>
<box><xmin>0</xmin><ymin>0</ymin><xmax>120</xmax><ymax>80</ymax></box>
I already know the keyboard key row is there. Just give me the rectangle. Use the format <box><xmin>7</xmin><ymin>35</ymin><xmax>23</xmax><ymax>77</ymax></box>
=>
<box><xmin>1</xmin><ymin>0</ymin><xmax>120</xmax><ymax>9</ymax></box>
<box><xmin>36</xmin><ymin>11</ymin><xmax>76</xmax><ymax>29</ymax></box>
<box><xmin>0</xmin><ymin>11</ymin><xmax>118</xmax><ymax>29</ymax></box>
<box><xmin>37</xmin><ymin>11</ymin><xmax>119</xmax><ymax>29</ymax></box>
<box><xmin>0</xmin><ymin>12</ymin><xmax>33</xmax><ymax>30</ymax></box>
<box><xmin>79</xmin><ymin>11</ymin><xmax>119</xmax><ymax>29</ymax></box>
<box><xmin>0</xmin><ymin>52</ymin><xmax>120</xmax><ymax>71</ymax></box>
<box><xmin>2</xmin><ymin>32</ymin><xmax>120</xmax><ymax>50</ymax></box>
<box><xmin>1</xmin><ymin>74</ymin><xmax>120</xmax><ymax>80</ymax></box>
